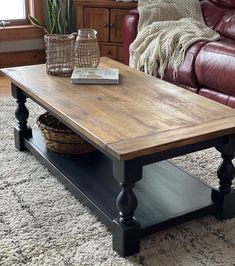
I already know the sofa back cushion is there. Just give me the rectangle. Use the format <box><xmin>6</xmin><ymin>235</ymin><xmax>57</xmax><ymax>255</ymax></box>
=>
<box><xmin>201</xmin><ymin>0</ymin><xmax>235</xmax><ymax>40</ymax></box>
<box><xmin>211</xmin><ymin>0</ymin><xmax>235</xmax><ymax>8</ymax></box>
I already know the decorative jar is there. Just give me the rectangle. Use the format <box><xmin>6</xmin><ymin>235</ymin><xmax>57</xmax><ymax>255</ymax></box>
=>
<box><xmin>74</xmin><ymin>29</ymin><xmax>100</xmax><ymax>68</ymax></box>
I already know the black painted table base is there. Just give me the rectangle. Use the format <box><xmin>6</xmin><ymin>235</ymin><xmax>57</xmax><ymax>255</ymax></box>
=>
<box><xmin>12</xmin><ymin>85</ymin><xmax>235</xmax><ymax>257</ymax></box>
<box><xmin>23</xmin><ymin>130</ymin><xmax>235</xmax><ymax>256</ymax></box>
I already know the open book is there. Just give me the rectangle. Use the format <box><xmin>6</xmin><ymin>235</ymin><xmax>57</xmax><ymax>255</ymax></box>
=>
<box><xmin>71</xmin><ymin>68</ymin><xmax>119</xmax><ymax>84</ymax></box>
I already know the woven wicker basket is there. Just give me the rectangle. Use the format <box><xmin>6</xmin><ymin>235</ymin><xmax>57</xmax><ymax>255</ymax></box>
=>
<box><xmin>44</xmin><ymin>34</ymin><xmax>75</xmax><ymax>77</ymax></box>
<box><xmin>36</xmin><ymin>112</ymin><xmax>96</xmax><ymax>155</ymax></box>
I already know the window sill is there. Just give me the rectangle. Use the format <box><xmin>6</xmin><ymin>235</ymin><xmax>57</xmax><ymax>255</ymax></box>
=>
<box><xmin>0</xmin><ymin>25</ymin><xmax>44</xmax><ymax>41</ymax></box>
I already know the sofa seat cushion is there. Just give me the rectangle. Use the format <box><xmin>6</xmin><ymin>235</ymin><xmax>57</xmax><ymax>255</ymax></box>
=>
<box><xmin>199</xmin><ymin>87</ymin><xmax>230</xmax><ymax>105</ymax></box>
<box><xmin>227</xmin><ymin>96</ymin><xmax>235</xmax><ymax>108</ymax></box>
<box><xmin>163</xmin><ymin>42</ymin><xmax>205</xmax><ymax>88</ymax></box>
<box><xmin>195</xmin><ymin>38</ymin><xmax>235</xmax><ymax>97</ymax></box>
<box><xmin>199</xmin><ymin>87</ymin><xmax>235</xmax><ymax>108</ymax></box>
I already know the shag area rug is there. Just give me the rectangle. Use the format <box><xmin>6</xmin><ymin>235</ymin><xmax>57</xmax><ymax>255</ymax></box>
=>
<box><xmin>0</xmin><ymin>97</ymin><xmax>234</xmax><ymax>266</ymax></box>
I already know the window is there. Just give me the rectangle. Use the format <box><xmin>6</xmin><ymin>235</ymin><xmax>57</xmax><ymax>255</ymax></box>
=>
<box><xmin>0</xmin><ymin>1</ymin><xmax>44</xmax><ymax>41</ymax></box>
<box><xmin>0</xmin><ymin>0</ymin><xmax>30</xmax><ymax>26</ymax></box>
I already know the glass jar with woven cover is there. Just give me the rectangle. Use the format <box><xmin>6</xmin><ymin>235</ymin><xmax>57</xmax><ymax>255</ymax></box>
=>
<box><xmin>74</xmin><ymin>29</ymin><xmax>100</xmax><ymax>68</ymax></box>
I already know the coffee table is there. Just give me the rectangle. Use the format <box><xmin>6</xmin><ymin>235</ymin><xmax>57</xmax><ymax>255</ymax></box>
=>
<box><xmin>2</xmin><ymin>57</ymin><xmax>235</xmax><ymax>257</ymax></box>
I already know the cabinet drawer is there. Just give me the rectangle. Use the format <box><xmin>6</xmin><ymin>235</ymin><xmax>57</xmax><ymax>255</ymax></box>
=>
<box><xmin>100</xmin><ymin>45</ymin><xmax>117</xmax><ymax>60</ymax></box>
<box><xmin>110</xmin><ymin>9</ymin><xmax>130</xmax><ymax>43</ymax></box>
<box><xmin>117</xmin><ymin>46</ymin><xmax>124</xmax><ymax>62</ymax></box>
<box><xmin>84</xmin><ymin>8</ymin><xmax>109</xmax><ymax>42</ymax></box>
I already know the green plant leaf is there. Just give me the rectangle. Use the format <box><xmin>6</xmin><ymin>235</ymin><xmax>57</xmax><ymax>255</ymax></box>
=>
<box><xmin>28</xmin><ymin>15</ymin><xmax>48</xmax><ymax>33</ymax></box>
<box><xmin>47</xmin><ymin>0</ymin><xmax>54</xmax><ymax>33</ymax></box>
<box><xmin>53</xmin><ymin>0</ymin><xmax>61</xmax><ymax>34</ymax></box>
<box><xmin>38</xmin><ymin>0</ymin><xmax>73</xmax><ymax>34</ymax></box>
<box><xmin>57</xmin><ymin>8</ymin><xmax>63</xmax><ymax>34</ymax></box>
<box><xmin>65</xmin><ymin>0</ymin><xmax>72</xmax><ymax>33</ymax></box>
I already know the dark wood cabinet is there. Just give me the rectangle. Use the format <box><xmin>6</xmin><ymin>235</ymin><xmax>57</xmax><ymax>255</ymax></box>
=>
<box><xmin>75</xmin><ymin>0</ymin><xmax>137</xmax><ymax>63</ymax></box>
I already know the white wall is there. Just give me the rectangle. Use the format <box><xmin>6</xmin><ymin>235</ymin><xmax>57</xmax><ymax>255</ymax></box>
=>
<box><xmin>0</xmin><ymin>39</ymin><xmax>44</xmax><ymax>52</ymax></box>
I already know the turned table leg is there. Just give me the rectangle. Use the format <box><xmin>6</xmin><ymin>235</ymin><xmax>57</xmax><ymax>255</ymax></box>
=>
<box><xmin>112</xmin><ymin>160</ymin><xmax>141</xmax><ymax>257</ymax></box>
<box><xmin>217</xmin><ymin>153</ymin><xmax>235</xmax><ymax>195</ymax></box>
<box><xmin>212</xmin><ymin>136</ymin><xmax>235</xmax><ymax>219</ymax></box>
<box><xmin>12</xmin><ymin>84</ymin><xmax>32</xmax><ymax>151</ymax></box>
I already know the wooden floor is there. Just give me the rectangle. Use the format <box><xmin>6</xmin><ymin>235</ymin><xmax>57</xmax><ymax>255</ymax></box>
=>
<box><xmin>0</xmin><ymin>75</ymin><xmax>11</xmax><ymax>99</ymax></box>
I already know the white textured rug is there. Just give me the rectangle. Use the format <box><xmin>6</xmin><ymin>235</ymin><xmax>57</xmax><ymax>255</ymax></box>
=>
<box><xmin>0</xmin><ymin>97</ymin><xmax>234</xmax><ymax>266</ymax></box>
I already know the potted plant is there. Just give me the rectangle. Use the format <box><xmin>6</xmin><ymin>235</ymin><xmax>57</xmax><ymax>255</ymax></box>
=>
<box><xmin>29</xmin><ymin>0</ymin><xmax>73</xmax><ymax>34</ymax></box>
<box><xmin>29</xmin><ymin>0</ymin><xmax>74</xmax><ymax>76</ymax></box>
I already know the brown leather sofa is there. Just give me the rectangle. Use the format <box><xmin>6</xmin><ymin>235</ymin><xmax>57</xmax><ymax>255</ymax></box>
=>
<box><xmin>123</xmin><ymin>0</ymin><xmax>235</xmax><ymax>108</ymax></box>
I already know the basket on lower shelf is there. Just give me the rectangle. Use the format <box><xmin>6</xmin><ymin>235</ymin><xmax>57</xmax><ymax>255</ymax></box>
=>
<box><xmin>36</xmin><ymin>112</ymin><xmax>96</xmax><ymax>155</ymax></box>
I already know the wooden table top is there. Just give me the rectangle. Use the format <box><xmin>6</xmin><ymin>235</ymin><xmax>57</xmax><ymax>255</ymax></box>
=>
<box><xmin>2</xmin><ymin>57</ymin><xmax>235</xmax><ymax>160</ymax></box>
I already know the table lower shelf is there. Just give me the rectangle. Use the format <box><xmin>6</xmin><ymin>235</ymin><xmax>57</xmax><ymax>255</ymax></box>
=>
<box><xmin>24</xmin><ymin>129</ymin><xmax>216</xmax><ymax>237</ymax></box>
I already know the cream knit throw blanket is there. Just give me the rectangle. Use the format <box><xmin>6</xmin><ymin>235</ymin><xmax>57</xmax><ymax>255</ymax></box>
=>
<box><xmin>129</xmin><ymin>0</ymin><xmax>220</xmax><ymax>78</ymax></box>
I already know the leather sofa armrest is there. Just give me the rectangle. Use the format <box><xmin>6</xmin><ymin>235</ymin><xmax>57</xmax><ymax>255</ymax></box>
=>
<box><xmin>123</xmin><ymin>9</ymin><xmax>139</xmax><ymax>65</ymax></box>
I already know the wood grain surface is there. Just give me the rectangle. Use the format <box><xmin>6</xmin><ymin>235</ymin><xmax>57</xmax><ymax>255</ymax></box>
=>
<box><xmin>2</xmin><ymin>57</ymin><xmax>235</xmax><ymax>160</ymax></box>
<box><xmin>0</xmin><ymin>75</ymin><xmax>11</xmax><ymax>98</ymax></box>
